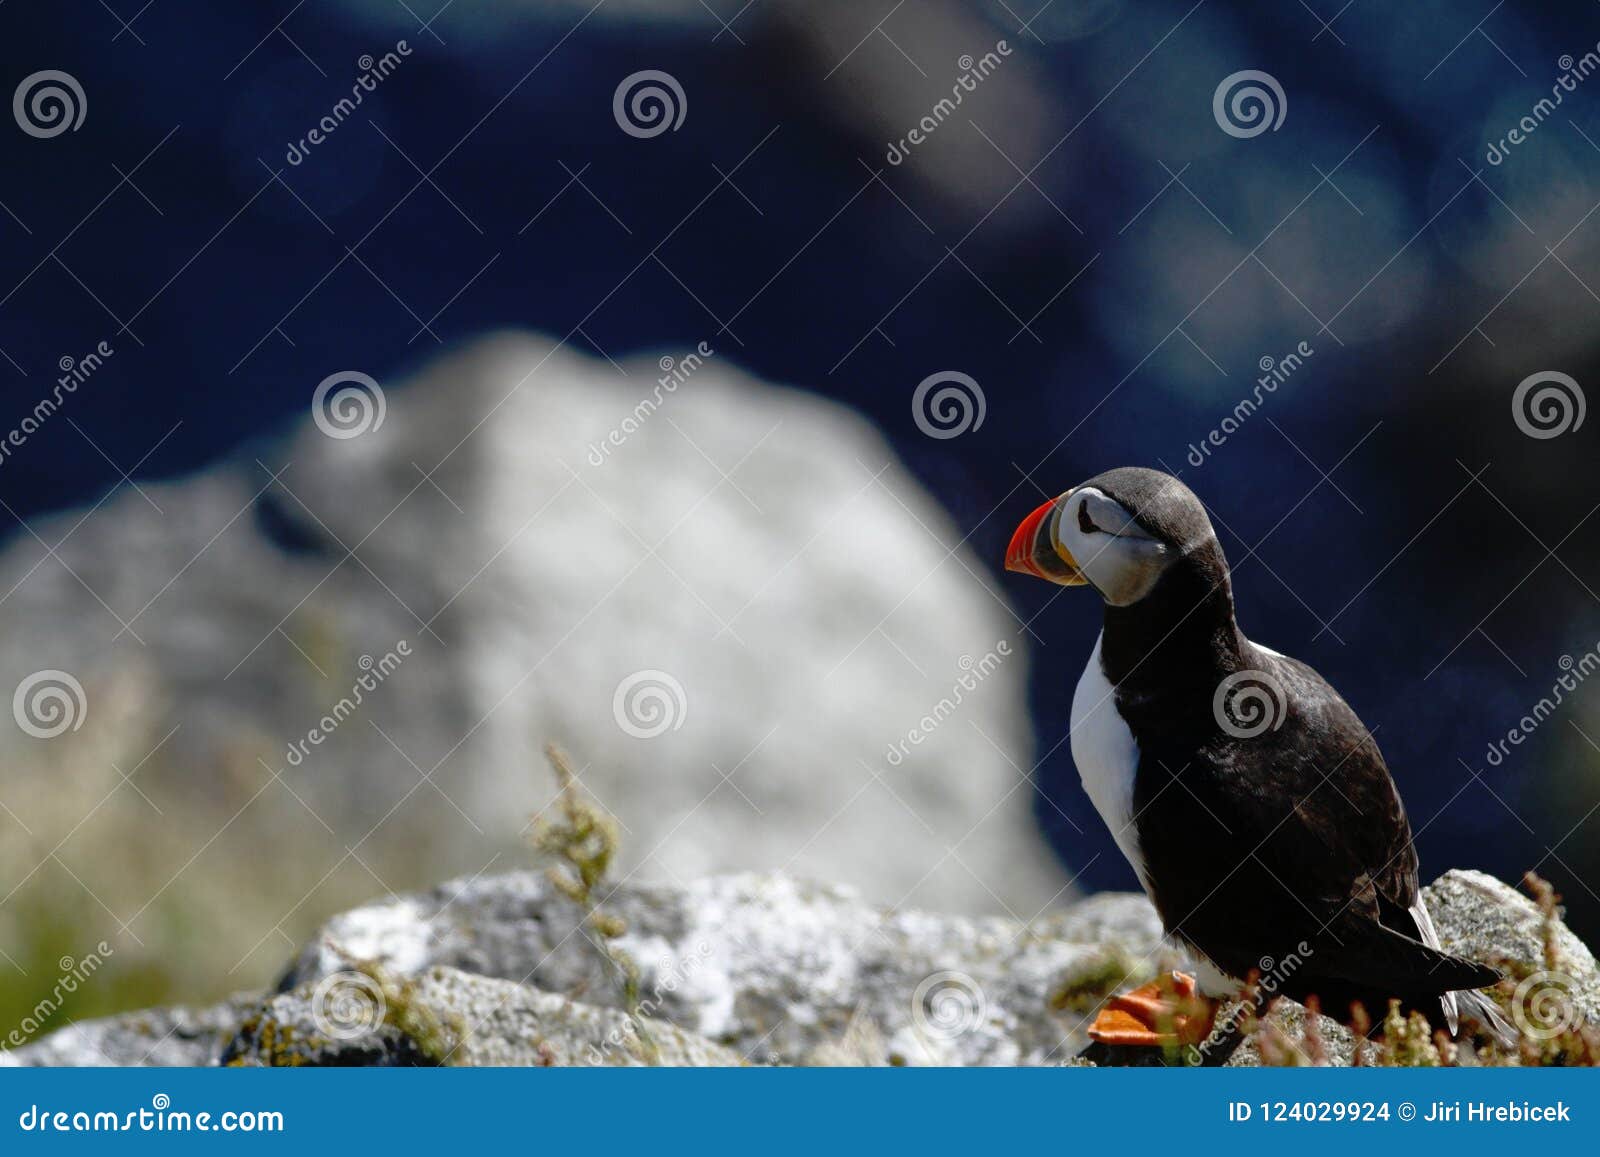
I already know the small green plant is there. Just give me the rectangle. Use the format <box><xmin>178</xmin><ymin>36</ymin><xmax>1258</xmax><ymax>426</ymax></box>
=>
<box><xmin>529</xmin><ymin>744</ymin><xmax>657</xmax><ymax>1063</ymax></box>
<box><xmin>324</xmin><ymin>947</ymin><xmax>466</xmax><ymax>1066</ymax></box>
<box><xmin>1379</xmin><ymin>1001</ymin><xmax>1442</xmax><ymax>1067</ymax></box>
<box><xmin>230</xmin><ymin>951</ymin><xmax>465</xmax><ymax>1067</ymax></box>
<box><xmin>357</xmin><ymin>960</ymin><xmax>465</xmax><ymax>1066</ymax></box>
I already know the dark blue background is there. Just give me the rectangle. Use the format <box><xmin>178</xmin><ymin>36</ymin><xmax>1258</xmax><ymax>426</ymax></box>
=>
<box><xmin>2</xmin><ymin>1</ymin><xmax>1597</xmax><ymax>935</ymax></box>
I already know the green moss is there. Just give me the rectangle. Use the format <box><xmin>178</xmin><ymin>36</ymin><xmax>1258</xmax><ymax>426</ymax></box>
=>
<box><xmin>1047</xmin><ymin>948</ymin><xmax>1143</xmax><ymax>1015</ymax></box>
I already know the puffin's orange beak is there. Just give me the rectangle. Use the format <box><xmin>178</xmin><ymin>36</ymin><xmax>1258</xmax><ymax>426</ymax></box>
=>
<box><xmin>1005</xmin><ymin>492</ymin><xmax>1086</xmax><ymax>586</ymax></box>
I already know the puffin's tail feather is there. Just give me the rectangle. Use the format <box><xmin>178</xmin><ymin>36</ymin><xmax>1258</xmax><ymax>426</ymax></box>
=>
<box><xmin>1454</xmin><ymin>986</ymin><xmax>1517</xmax><ymax>1049</ymax></box>
<box><xmin>1327</xmin><ymin>920</ymin><xmax>1504</xmax><ymax>993</ymax></box>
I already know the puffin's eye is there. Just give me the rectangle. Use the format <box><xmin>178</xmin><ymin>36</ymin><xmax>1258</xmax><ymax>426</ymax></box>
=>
<box><xmin>1077</xmin><ymin>501</ymin><xmax>1100</xmax><ymax>535</ymax></box>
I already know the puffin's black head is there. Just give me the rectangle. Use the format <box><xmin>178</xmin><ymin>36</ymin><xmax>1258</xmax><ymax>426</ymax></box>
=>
<box><xmin>1005</xmin><ymin>467</ymin><xmax>1222</xmax><ymax>606</ymax></box>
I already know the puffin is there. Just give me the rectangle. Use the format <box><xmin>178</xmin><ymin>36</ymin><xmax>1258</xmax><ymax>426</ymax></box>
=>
<box><xmin>1005</xmin><ymin>467</ymin><xmax>1515</xmax><ymax>1053</ymax></box>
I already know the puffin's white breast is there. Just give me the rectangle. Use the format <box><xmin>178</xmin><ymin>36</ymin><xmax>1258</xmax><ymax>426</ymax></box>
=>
<box><xmin>1070</xmin><ymin>634</ymin><xmax>1242</xmax><ymax>996</ymax></box>
<box><xmin>1069</xmin><ymin>632</ymin><xmax>1150</xmax><ymax>893</ymax></box>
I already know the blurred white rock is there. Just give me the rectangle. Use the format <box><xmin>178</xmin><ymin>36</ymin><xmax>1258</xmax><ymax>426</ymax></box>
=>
<box><xmin>0</xmin><ymin>334</ymin><xmax>1062</xmax><ymax>982</ymax></box>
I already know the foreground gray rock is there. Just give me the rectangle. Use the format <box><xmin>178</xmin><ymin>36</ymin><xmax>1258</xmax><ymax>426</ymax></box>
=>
<box><xmin>6</xmin><ymin>868</ymin><xmax>1595</xmax><ymax>1067</ymax></box>
<box><xmin>277</xmin><ymin>869</ymin><xmax>1168</xmax><ymax>1066</ymax></box>
<box><xmin>0</xmin><ymin>997</ymin><xmax>257</xmax><ymax>1068</ymax></box>
<box><xmin>1425</xmin><ymin>869</ymin><xmax>1599</xmax><ymax>1015</ymax></box>
<box><xmin>5</xmin><ymin>870</ymin><xmax>1167</xmax><ymax>1067</ymax></box>
<box><xmin>222</xmin><ymin>968</ymin><xmax>741</xmax><ymax>1067</ymax></box>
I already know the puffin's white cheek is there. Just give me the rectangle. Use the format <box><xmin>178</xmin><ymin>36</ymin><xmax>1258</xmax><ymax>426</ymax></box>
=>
<box><xmin>1079</xmin><ymin>538</ymin><xmax>1171</xmax><ymax>606</ymax></box>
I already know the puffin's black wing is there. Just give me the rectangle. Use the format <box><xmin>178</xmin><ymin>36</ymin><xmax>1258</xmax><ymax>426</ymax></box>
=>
<box><xmin>1135</xmin><ymin>643</ymin><xmax>1497</xmax><ymax>1011</ymax></box>
<box><xmin>1255</xmin><ymin>649</ymin><xmax>1421</xmax><ymax>912</ymax></box>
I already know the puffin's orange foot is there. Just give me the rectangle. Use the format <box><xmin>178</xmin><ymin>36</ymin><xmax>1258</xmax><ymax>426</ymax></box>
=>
<box><xmin>1088</xmin><ymin>971</ymin><xmax>1217</xmax><ymax>1047</ymax></box>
